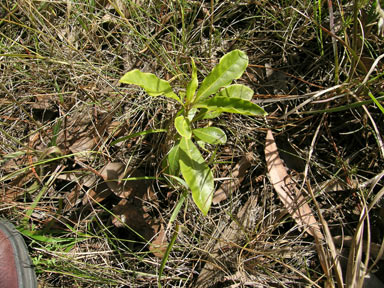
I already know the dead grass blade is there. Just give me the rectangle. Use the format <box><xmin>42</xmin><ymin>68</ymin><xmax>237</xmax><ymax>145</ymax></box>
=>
<box><xmin>368</xmin><ymin>185</ymin><xmax>384</xmax><ymax>270</ymax></box>
<box><xmin>345</xmin><ymin>170</ymin><xmax>384</xmax><ymax>287</ymax></box>
<box><xmin>346</xmin><ymin>202</ymin><xmax>367</xmax><ymax>288</ymax></box>
<box><xmin>307</xmin><ymin>181</ymin><xmax>344</xmax><ymax>288</ymax></box>
<box><xmin>265</xmin><ymin>129</ymin><xmax>344</xmax><ymax>287</ymax></box>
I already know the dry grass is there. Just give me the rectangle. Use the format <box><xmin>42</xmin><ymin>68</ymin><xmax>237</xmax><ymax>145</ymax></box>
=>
<box><xmin>1</xmin><ymin>0</ymin><xmax>384</xmax><ymax>287</ymax></box>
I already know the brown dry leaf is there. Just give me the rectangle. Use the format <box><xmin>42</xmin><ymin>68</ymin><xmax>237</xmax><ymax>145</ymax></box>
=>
<box><xmin>149</xmin><ymin>224</ymin><xmax>167</xmax><ymax>258</ymax></box>
<box><xmin>30</xmin><ymin>95</ymin><xmax>58</xmax><ymax>122</ymax></box>
<box><xmin>31</xmin><ymin>95</ymin><xmax>54</xmax><ymax>110</ymax></box>
<box><xmin>1</xmin><ymin>172</ymin><xmax>34</xmax><ymax>202</ymax></box>
<box><xmin>56</xmin><ymin>172</ymin><xmax>99</xmax><ymax>209</ymax></box>
<box><xmin>1</xmin><ymin>158</ymin><xmax>19</xmax><ymax>173</ymax></box>
<box><xmin>63</xmin><ymin>184</ymin><xmax>81</xmax><ymax>212</ymax></box>
<box><xmin>82</xmin><ymin>185</ymin><xmax>113</xmax><ymax>206</ymax></box>
<box><xmin>69</xmin><ymin>137</ymin><xmax>95</xmax><ymax>154</ymax></box>
<box><xmin>99</xmin><ymin>162</ymin><xmax>155</xmax><ymax>200</ymax></box>
<box><xmin>57</xmin><ymin>173</ymin><xmax>97</xmax><ymax>188</ymax></box>
<box><xmin>56</xmin><ymin>110</ymin><xmax>114</xmax><ymax>161</ymax></box>
<box><xmin>97</xmin><ymin>162</ymin><xmax>165</xmax><ymax>257</ymax></box>
<box><xmin>107</xmin><ymin>121</ymin><xmax>126</xmax><ymax>138</ymax></box>
<box><xmin>212</xmin><ymin>152</ymin><xmax>254</xmax><ymax>205</ymax></box>
<box><xmin>112</xmin><ymin>199</ymin><xmax>167</xmax><ymax>258</ymax></box>
<box><xmin>82</xmin><ymin>162</ymin><xmax>155</xmax><ymax>206</ymax></box>
<box><xmin>265</xmin><ymin>129</ymin><xmax>323</xmax><ymax>239</ymax></box>
<box><xmin>265</xmin><ymin>130</ymin><xmax>340</xmax><ymax>286</ymax></box>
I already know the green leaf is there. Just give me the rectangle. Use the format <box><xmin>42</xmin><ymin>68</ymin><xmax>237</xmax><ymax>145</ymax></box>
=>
<box><xmin>119</xmin><ymin>69</ymin><xmax>181</xmax><ymax>103</ymax></box>
<box><xmin>186</xmin><ymin>58</ymin><xmax>198</xmax><ymax>103</ymax></box>
<box><xmin>190</xmin><ymin>108</ymin><xmax>220</xmax><ymax>121</ymax></box>
<box><xmin>195</xmin><ymin>50</ymin><xmax>248</xmax><ymax>102</ymax></box>
<box><xmin>202</xmin><ymin>110</ymin><xmax>222</xmax><ymax>120</ymax></box>
<box><xmin>193</xmin><ymin>127</ymin><xmax>227</xmax><ymax>144</ymax></box>
<box><xmin>167</xmin><ymin>143</ymin><xmax>180</xmax><ymax>176</ymax></box>
<box><xmin>174</xmin><ymin>116</ymin><xmax>192</xmax><ymax>139</ymax></box>
<box><xmin>179</xmin><ymin>91</ymin><xmax>185</xmax><ymax>103</ymax></box>
<box><xmin>196</xmin><ymin>140</ymin><xmax>206</xmax><ymax>150</ymax></box>
<box><xmin>196</xmin><ymin>96</ymin><xmax>267</xmax><ymax>116</ymax></box>
<box><xmin>218</xmin><ymin>84</ymin><xmax>254</xmax><ymax>100</ymax></box>
<box><xmin>179</xmin><ymin>137</ymin><xmax>214</xmax><ymax>215</ymax></box>
<box><xmin>187</xmin><ymin>107</ymin><xmax>198</xmax><ymax>121</ymax></box>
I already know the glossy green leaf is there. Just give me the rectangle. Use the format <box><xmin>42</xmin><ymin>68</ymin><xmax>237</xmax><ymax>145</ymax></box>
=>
<box><xmin>195</xmin><ymin>50</ymin><xmax>248</xmax><ymax>102</ymax></box>
<box><xmin>186</xmin><ymin>58</ymin><xmax>198</xmax><ymax>103</ymax></box>
<box><xmin>190</xmin><ymin>108</ymin><xmax>221</xmax><ymax>121</ymax></box>
<box><xmin>202</xmin><ymin>110</ymin><xmax>222</xmax><ymax>120</ymax></box>
<box><xmin>179</xmin><ymin>137</ymin><xmax>214</xmax><ymax>215</ymax></box>
<box><xmin>187</xmin><ymin>108</ymin><xmax>198</xmax><ymax>121</ymax></box>
<box><xmin>196</xmin><ymin>96</ymin><xmax>267</xmax><ymax>116</ymax></box>
<box><xmin>191</xmin><ymin>108</ymin><xmax>207</xmax><ymax>122</ymax></box>
<box><xmin>119</xmin><ymin>69</ymin><xmax>180</xmax><ymax>103</ymax></box>
<box><xmin>193</xmin><ymin>127</ymin><xmax>227</xmax><ymax>144</ymax></box>
<box><xmin>167</xmin><ymin>143</ymin><xmax>180</xmax><ymax>176</ymax></box>
<box><xmin>174</xmin><ymin>116</ymin><xmax>192</xmax><ymax>139</ymax></box>
<box><xmin>196</xmin><ymin>140</ymin><xmax>206</xmax><ymax>150</ymax></box>
<box><xmin>179</xmin><ymin>91</ymin><xmax>185</xmax><ymax>103</ymax></box>
<box><xmin>218</xmin><ymin>84</ymin><xmax>254</xmax><ymax>100</ymax></box>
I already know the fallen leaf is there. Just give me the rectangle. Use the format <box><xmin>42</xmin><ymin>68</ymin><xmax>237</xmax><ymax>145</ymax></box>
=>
<box><xmin>265</xmin><ymin>129</ymin><xmax>323</xmax><ymax>239</ymax></box>
<box><xmin>107</xmin><ymin>121</ymin><xmax>126</xmax><ymax>138</ymax></box>
<box><xmin>64</xmin><ymin>184</ymin><xmax>81</xmax><ymax>212</ymax></box>
<box><xmin>149</xmin><ymin>224</ymin><xmax>167</xmax><ymax>258</ymax></box>
<box><xmin>99</xmin><ymin>162</ymin><xmax>154</xmax><ymax>199</ymax></box>
<box><xmin>265</xmin><ymin>130</ymin><xmax>341</xmax><ymax>286</ymax></box>
<box><xmin>81</xmin><ymin>184</ymin><xmax>113</xmax><ymax>206</ymax></box>
<box><xmin>1</xmin><ymin>172</ymin><xmax>34</xmax><ymax>202</ymax></box>
<box><xmin>69</xmin><ymin>137</ymin><xmax>95</xmax><ymax>154</ymax></box>
<box><xmin>98</xmin><ymin>162</ymin><xmax>165</xmax><ymax>257</ymax></box>
<box><xmin>57</xmin><ymin>171</ymin><xmax>98</xmax><ymax>189</ymax></box>
<box><xmin>31</xmin><ymin>95</ymin><xmax>54</xmax><ymax>110</ymax></box>
<box><xmin>112</xmin><ymin>199</ymin><xmax>167</xmax><ymax>258</ymax></box>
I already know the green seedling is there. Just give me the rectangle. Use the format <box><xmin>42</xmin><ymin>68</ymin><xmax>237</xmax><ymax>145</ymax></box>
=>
<box><xmin>119</xmin><ymin>50</ymin><xmax>267</xmax><ymax>215</ymax></box>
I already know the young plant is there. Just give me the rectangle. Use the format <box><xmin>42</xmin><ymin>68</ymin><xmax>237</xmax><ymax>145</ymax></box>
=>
<box><xmin>119</xmin><ymin>50</ymin><xmax>267</xmax><ymax>215</ymax></box>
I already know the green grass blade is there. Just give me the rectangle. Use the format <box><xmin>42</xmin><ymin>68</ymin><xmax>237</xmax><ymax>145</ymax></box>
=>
<box><xmin>368</xmin><ymin>92</ymin><xmax>384</xmax><ymax>115</ymax></box>
<box><xmin>158</xmin><ymin>225</ymin><xmax>179</xmax><ymax>287</ymax></box>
